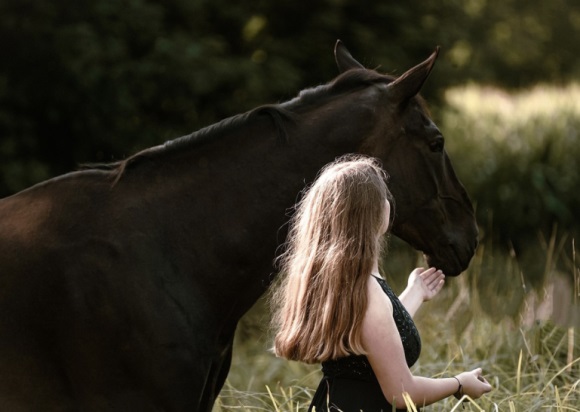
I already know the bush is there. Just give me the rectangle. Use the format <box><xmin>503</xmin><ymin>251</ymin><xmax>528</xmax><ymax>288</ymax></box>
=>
<box><xmin>441</xmin><ymin>84</ymin><xmax>580</xmax><ymax>281</ymax></box>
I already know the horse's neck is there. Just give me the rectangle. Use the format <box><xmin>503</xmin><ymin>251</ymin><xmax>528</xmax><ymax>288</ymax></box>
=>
<box><xmin>143</xmin><ymin>109</ymin><xmax>350</xmax><ymax>203</ymax></box>
<box><xmin>119</xmin><ymin>107</ymin><xmax>363</xmax><ymax>317</ymax></box>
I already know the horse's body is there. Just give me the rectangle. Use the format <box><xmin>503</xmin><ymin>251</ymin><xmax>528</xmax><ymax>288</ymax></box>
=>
<box><xmin>0</xmin><ymin>42</ymin><xmax>477</xmax><ymax>411</ymax></box>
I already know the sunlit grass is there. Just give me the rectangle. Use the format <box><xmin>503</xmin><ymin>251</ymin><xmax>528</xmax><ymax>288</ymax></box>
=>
<box><xmin>445</xmin><ymin>83</ymin><xmax>580</xmax><ymax>129</ymax></box>
<box><xmin>215</xmin><ymin>236</ymin><xmax>579</xmax><ymax>411</ymax></box>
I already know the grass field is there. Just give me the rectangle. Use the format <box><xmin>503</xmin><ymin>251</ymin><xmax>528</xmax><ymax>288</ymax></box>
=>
<box><xmin>213</xmin><ymin>236</ymin><xmax>579</xmax><ymax>411</ymax></box>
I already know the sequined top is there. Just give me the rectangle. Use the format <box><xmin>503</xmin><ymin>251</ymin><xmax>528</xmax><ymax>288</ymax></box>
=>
<box><xmin>321</xmin><ymin>276</ymin><xmax>421</xmax><ymax>381</ymax></box>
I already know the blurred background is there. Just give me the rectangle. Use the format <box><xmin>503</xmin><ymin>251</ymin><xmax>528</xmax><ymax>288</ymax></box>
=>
<box><xmin>1</xmin><ymin>1</ymin><xmax>579</xmax><ymax>408</ymax></box>
<box><xmin>1</xmin><ymin>0</ymin><xmax>579</xmax><ymax>250</ymax></box>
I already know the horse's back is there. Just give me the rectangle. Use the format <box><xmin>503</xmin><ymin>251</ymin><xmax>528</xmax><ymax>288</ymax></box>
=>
<box><xmin>0</xmin><ymin>172</ymin><xmax>213</xmax><ymax>410</ymax></box>
<box><xmin>0</xmin><ymin>172</ymin><xmax>113</xmax><ymax>303</ymax></box>
<box><xmin>0</xmin><ymin>173</ymin><xmax>110</xmax><ymax>410</ymax></box>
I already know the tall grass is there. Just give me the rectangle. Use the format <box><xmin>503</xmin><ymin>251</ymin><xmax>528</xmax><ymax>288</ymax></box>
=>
<box><xmin>214</xmin><ymin>85</ymin><xmax>580</xmax><ymax>411</ymax></box>
<box><xmin>215</xmin><ymin>236</ymin><xmax>579</xmax><ymax>411</ymax></box>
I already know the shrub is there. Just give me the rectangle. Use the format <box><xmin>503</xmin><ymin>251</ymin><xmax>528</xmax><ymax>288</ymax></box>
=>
<box><xmin>441</xmin><ymin>84</ymin><xmax>580</xmax><ymax>282</ymax></box>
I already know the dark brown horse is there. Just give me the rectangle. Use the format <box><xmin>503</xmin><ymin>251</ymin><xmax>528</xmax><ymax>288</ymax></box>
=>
<box><xmin>0</xmin><ymin>41</ymin><xmax>477</xmax><ymax>411</ymax></box>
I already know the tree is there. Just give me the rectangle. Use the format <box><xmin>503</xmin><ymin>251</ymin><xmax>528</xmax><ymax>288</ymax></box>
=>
<box><xmin>1</xmin><ymin>0</ymin><xmax>578</xmax><ymax>196</ymax></box>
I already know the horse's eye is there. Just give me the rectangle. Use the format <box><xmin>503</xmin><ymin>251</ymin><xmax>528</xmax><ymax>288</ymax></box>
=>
<box><xmin>429</xmin><ymin>137</ymin><xmax>444</xmax><ymax>152</ymax></box>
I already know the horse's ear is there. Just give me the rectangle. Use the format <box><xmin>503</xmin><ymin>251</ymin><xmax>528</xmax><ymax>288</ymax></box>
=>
<box><xmin>334</xmin><ymin>40</ymin><xmax>364</xmax><ymax>73</ymax></box>
<box><xmin>388</xmin><ymin>46</ymin><xmax>440</xmax><ymax>104</ymax></box>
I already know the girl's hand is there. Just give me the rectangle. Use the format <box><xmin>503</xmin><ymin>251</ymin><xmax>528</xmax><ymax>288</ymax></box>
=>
<box><xmin>407</xmin><ymin>267</ymin><xmax>445</xmax><ymax>302</ymax></box>
<box><xmin>455</xmin><ymin>368</ymin><xmax>493</xmax><ymax>400</ymax></box>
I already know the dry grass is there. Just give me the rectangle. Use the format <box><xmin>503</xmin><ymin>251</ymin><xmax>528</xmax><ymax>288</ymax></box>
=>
<box><xmin>214</xmin><ymin>236</ymin><xmax>579</xmax><ymax>411</ymax></box>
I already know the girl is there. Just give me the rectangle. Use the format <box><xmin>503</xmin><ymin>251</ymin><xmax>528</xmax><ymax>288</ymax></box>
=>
<box><xmin>271</xmin><ymin>155</ymin><xmax>491</xmax><ymax>411</ymax></box>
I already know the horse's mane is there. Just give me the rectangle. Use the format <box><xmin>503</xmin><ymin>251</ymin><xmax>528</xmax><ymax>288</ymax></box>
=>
<box><xmin>282</xmin><ymin>68</ymin><xmax>392</xmax><ymax>109</ymax></box>
<box><xmin>85</xmin><ymin>104</ymin><xmax>294</xmax><ymax>182</ymax></box>
<box><xmin>90</xmin><ymin>68</ymin><xmax>397</xmax><ymax>184</ymax></box>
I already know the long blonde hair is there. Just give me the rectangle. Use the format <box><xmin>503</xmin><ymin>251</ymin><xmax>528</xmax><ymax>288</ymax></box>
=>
<box><xmin>271</xmin><ymin>155</ymin><xmax>393</xmax><ymax>363</ymax></box>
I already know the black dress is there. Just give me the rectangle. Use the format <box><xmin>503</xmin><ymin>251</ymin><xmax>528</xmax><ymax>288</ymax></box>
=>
<box><xmin>307</xmin><ymin>276</ymin><xmax>421</xmax><ymax>412</ymax></box>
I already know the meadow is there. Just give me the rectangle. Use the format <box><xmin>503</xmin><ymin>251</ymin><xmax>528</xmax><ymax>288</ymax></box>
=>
<box><xmin>213</xmin><ymin>84</ymin><xmax>580</xmax><ymax>411</ymax></box>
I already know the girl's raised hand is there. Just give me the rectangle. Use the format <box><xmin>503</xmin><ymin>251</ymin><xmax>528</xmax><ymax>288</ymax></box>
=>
<box><xmin>407</xmin><ymin>267</ymin><xmax>445</xmax><ymax>302</ymax></box>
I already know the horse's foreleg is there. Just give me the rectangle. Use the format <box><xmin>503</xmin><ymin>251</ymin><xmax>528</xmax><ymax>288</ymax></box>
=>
<box><xmin>198</xmin><ymin>342</ymin><xmax>234</xmax><ymax>412</ymax></box>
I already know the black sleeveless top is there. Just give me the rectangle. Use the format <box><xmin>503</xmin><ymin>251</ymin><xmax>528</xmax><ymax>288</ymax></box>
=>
<box><xmin>308</xmin><ymin>276</ymin><xmax>422</xmax><ymax>412</ymax></box>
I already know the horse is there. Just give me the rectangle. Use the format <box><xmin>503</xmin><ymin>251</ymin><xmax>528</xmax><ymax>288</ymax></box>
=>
<box><xmin>0</xmin><ymin>41</ymin><xmax>478</xmax><ymax>411</ymax></box>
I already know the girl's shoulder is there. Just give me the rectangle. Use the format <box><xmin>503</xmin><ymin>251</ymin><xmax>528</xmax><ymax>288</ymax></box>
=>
<box><xmin>365</xmin><ymin>275</ymin><xmax>393</xmax><ymax>320</ymax></box>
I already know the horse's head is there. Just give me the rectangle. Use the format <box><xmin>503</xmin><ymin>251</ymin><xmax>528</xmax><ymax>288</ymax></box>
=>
<box><xmin>335</xmin><ymin>41</ymin><xmax>478</xmax><ymax>276</ymax></box>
